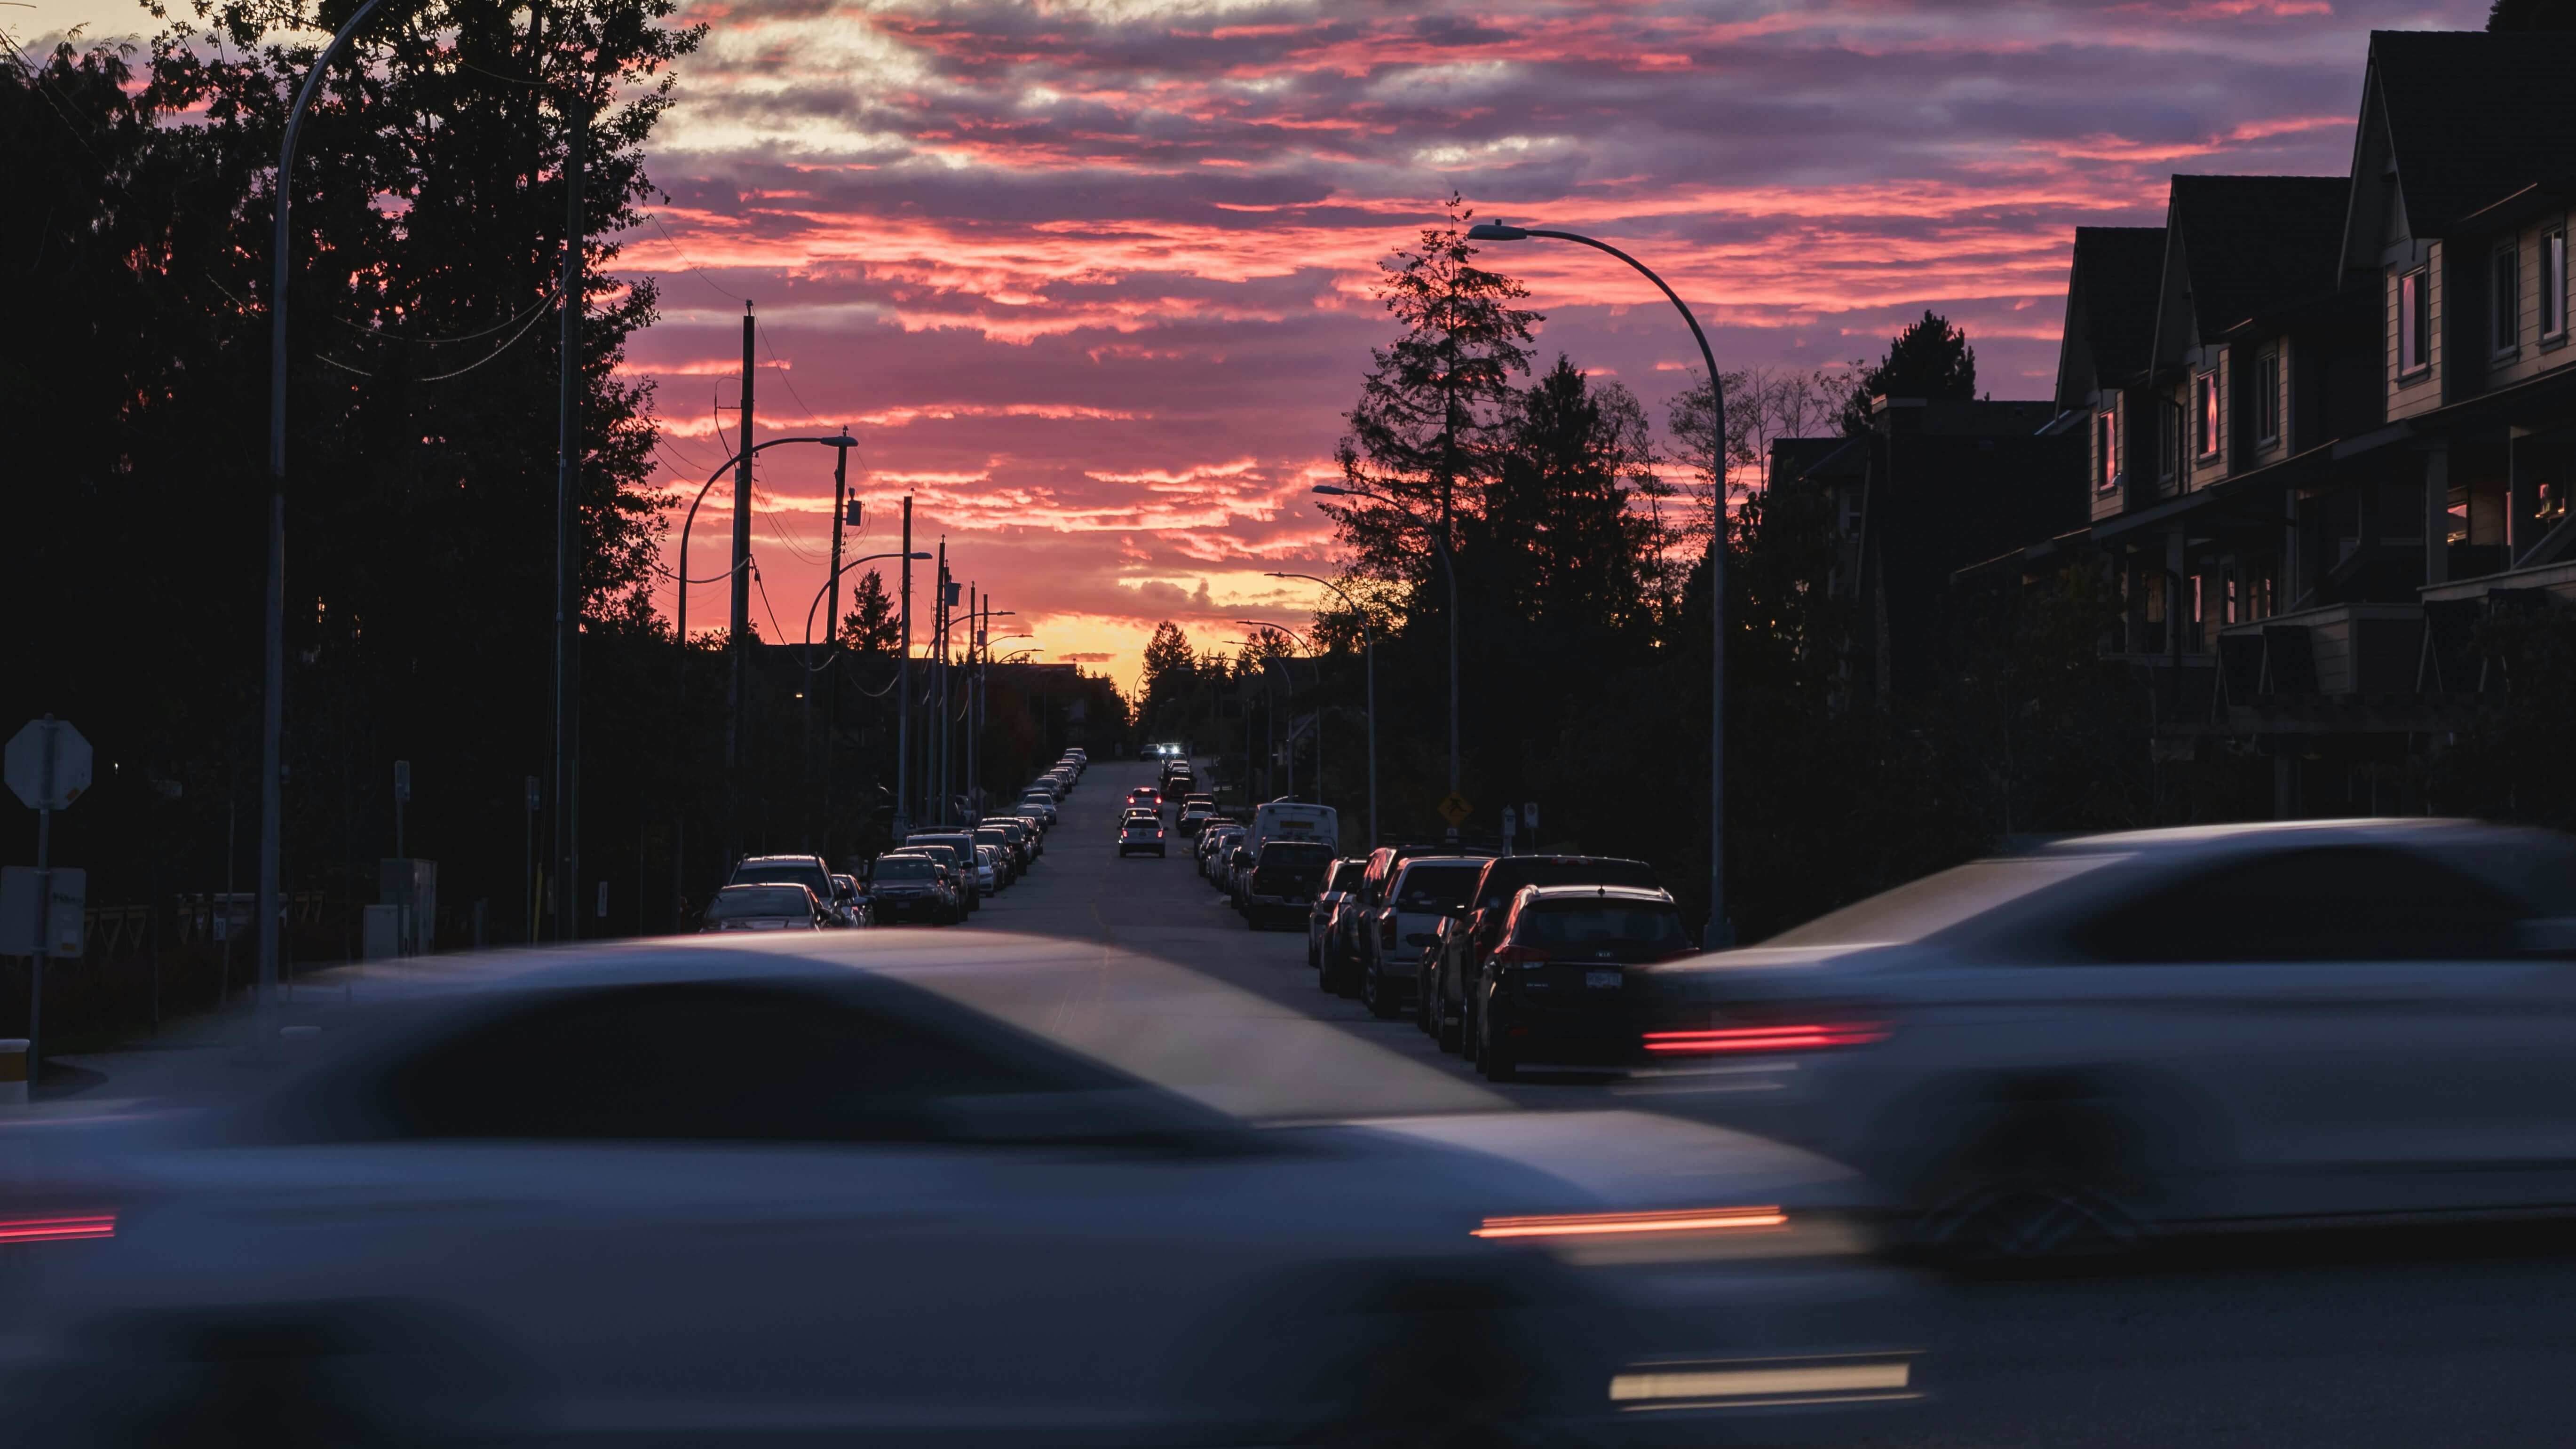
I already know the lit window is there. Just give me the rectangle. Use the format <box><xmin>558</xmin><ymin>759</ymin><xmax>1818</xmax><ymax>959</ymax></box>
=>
<box><xmin>2493</xmin><ymin>244</ymin><xmax>2520</xmax><ymax>356</ymax></box>
<box><xmin>2544</xmin><ymin>229</ymin><xmax>2568</xmax><ymax>342</ymax></box>
<box><xmin>2399</xmin><ymin>268</ymin><xmax>2430</xmax><ymax>374</ymax></box>
<box><xmin>2096</xmin><ymin>411</ymin><xmax>2118</xmax><ymax>494</ymax></box>
<box><xmin>2193</xmin><ymin>372</ymin><xmax>2219</xmax><ymax>459</ymax></box>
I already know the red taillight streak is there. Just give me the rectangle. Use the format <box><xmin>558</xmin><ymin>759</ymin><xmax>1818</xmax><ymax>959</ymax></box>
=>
<box><xmin>0</xmin><ymin>1214</ymin><xmax>116</xmax><ymax>1243</ymax></box>
<box><xmin>1472</xmin><ymin>1206</ymin><xmax>1786</xmax><ymax>1239</ymax></box>
<box><xmin>1642</xmin><ymin>1022</ymin><xmax>1891</xmax><ymax>1054</ymax></box>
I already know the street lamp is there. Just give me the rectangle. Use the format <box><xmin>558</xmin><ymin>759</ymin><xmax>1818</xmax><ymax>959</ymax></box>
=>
<box><xmin>801</xmin><ymin>551</ymin><xmax>934</xmax><ymax>647</ymax></box>
<box><xmin>1264</xmin><ymin>573</ymin><xmax>1374</xmax><ymax>849</ymax></box>
<box><xmin>1310</xmin><ymin>484</ymin><xmax>1460</xmax><ymax>826</ymax></box>
<box><xmin>1466</xmin><ymin>219</ymin><xmax>1730</xmax><ymax>946</ymax></box>
<box><xmin>257</xmin><ymin>0</ymin><xmax>398</xmax><ymax>1043</ymax></box>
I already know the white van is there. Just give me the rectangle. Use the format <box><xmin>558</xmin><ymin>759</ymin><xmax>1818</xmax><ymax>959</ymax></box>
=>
<box><xmin>1250</xmin><ymin>800</ymin><xmax>1338</xmax><ymax>852</ymax></box>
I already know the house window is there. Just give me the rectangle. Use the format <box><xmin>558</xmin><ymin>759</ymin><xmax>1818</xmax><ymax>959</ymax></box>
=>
<box><xmin>2096</xmin><ymin>410</ymin><xmax>2118</xmax><ymax>494</ymax></box>
<box><xmin>2193</xmin><ymin>372</ymin><xmax>2219</xmax><ymax>459</ymax></box>
<box><xmin>2492</xmin><ymin>243</ymin><xmax>2520</xmax><ymax>356</ymax></box>
<box><xmin>2399</xmin><ymin>267</ymin><xmax>2430</xmax><ymax>375</ymax></box>
<box><xmin>2254</xmin><ymin>350</ymin><xmax>2281</xmax><ymax>444</ymax></box>
<box><xmin>2544</xmin><ymin>228</ymin><xmax>2568</xmax><ymax>342</ymax></box>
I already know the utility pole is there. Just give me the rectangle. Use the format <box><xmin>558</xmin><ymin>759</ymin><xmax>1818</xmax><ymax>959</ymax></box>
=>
<box><xmin>896</xmin><ymin>497</ymin><xmax>912</xmax><ymax>838</ymax></box>
<box><xmin>551</xmin><ymin>100</ymin><xmax>587</xmax><ymax>942</ymax></box>
<box><xmin>822</xmin><ymin>432</ymin><xmax>849</xmax><ymax>860</ymax></box>
<box><xmin>934</xmin><ymin>543</ymin><xmax>949</xmax><ymax>825</ymax></box>
<box><xmin>965</xmin><ymin>583</ymin><xmax>977</xmax><ymax>819</ymax></box>
<box><xmin>724</xmin><ymin>300</ymin><xmax>755</xmax><ymax>867</ymax></box>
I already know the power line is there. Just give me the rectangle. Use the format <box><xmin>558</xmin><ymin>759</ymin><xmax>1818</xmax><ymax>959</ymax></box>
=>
<box><xmin>334</xmin><ymin>275</ymin><xmax>563</xmax><ymax>344</ymax></box>
<box><xmin>642</xmin><ymin>209</ymin><xmax>743</xmax><ymax>301</ymax></box>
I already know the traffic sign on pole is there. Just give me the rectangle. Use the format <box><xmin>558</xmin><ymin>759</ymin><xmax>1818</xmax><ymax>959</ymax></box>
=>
<box><xmin>0</xmin><ymin>867</ymin><xmax>83</xmax><ymax>958</ymax></box>
<box><xmin>1438</xmin><ymin>792</ymin><xmax>1473</xmax><ymax>828</ymax></box>
<box><xmin>6</xmin><ymin>718</ymin><xmax>90</xmax><ymax>811</ymax></box>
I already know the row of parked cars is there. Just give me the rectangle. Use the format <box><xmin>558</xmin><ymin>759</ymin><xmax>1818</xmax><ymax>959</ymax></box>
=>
<box><xmin>1307</xmin><ymin>848</ymin><xmax>1689</xmax><ymax>1081</ymax></box>
<box><xmin>696</xmin><ymin>750</ymin><xmax>1091</xmax><ymax>930</ymax></box>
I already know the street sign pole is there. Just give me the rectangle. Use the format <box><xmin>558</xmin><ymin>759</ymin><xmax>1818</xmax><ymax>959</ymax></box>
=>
<box><xmin>8</xmin><ymin>716</ymin><xmax>95</xmax><ymax>1090</ymax></box>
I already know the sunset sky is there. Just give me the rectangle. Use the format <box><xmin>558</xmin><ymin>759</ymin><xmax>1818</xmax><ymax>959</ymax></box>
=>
<box><xmin>19</xmin><ymin>0</ymin><xmax>2494</xmax><ymax>691</ymax></box>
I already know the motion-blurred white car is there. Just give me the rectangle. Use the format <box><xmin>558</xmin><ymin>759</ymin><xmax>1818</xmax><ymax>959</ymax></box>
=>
<box><xmin>1633</xmin><ymin>818</ymin><xmax>2576</xmax><ymax>1259</ymax></box>
<box><xmin>2</xmin><ymin>935</ymin><xmax>1918</xmax><ymax>1446</ymax></box>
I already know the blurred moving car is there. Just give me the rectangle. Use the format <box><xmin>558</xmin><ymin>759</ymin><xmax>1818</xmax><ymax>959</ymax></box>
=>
<box><xmin>1470</xmin><ymin>885</ymin><xmax>1695</xmax><ymax>1083</ymax></box>
<box><xmin>864</xmin><ymin>855</ymin><xmax>959</xmax><ymax>926</ymax></box>
<box><xmin>1358</xmin><ymin>855</ymin><xmax>1492</xmax><ymax>1020</ymax></box>
<box><xmin>1310</xmin><ymin>858</ymin><xmax>1368</xmax><ymax>973</ymax></box>
<box><xmin>1429</xmin><ymin>856</ymin><xmax>1664</xmax><ymax>1053</ymax></box>
<box><xmin>2</xmin><ymin>938</ymin><xmax>1918</xmax><ymax>1446</ymax></box>
<box><xmin>726</xmin><ymin>855</ymin><xmax>856</xmax><ymax>927</ymax></box>
<box><xmin>1632</xmin><ymin>819</ymin><xmax>2576</xmax><ymax>1260</ymax></box>
<box><xmin>1242</xmin><ymin>840</ymin><xmax>1336</xmax><ymax>930</ymax></box>
<box><xmin>1117</xmin><ymin>810</ymin><xmax>1168</xmax><ymax>858</ymax></box>
<box><xmin>696</xmin><ymin>884</ymin><xmax>830</xmax><ymax>933</ymax></box>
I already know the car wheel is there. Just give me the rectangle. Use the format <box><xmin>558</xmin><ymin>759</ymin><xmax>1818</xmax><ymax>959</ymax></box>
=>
<box><xmin>1910</xmin><ymin>1101</ymin><xmax>2154</xmax><ymax>1267</ymax></box>
<box><xmin>1363</xmin><ymin>957</ymin><xmax>1398</xmax><ymax>1019</ymax></box>
<box><xmin>1479</xmin><ymin>1006</ymin><xmax>1517</xmax><ymax>1083</ymax></box>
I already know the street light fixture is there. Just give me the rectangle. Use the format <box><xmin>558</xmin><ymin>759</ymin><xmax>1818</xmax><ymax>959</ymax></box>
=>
<box><xmin>1237</xmin><ymin>620</ymin><xmax>1324</xmax><ymax>801</ymax></box>
<box><xmin>1466</xmin><ymin>219</ymin><xmax>1730</xmax><ymax>946</ymax></box>
<box><xmin>1264</xmin><ymin>573</ymin><xmax>1374</xmax><ymax>849</ymax></box>
<box><xmin>801</xmin><ymin>551</ymin><xmax>934</xmax><ymax>647</ymax></box>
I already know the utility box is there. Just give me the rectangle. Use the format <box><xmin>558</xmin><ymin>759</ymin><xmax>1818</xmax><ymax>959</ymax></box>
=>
<box><xmin>361</xmin><ymin>904</ymin><xmax>401</xmax><ymax>962</ymax></box>
<box><xmin>379</xmin><ymin>858</ymin><xmax>437</xmax><ymax>956</ymax></box>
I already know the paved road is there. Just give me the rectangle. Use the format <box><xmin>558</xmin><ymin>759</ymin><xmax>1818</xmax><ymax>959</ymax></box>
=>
<box><xmin>973</xmin><ymin>758</ymin><xmax>2576</xmax><ymax>1449</ymax></box>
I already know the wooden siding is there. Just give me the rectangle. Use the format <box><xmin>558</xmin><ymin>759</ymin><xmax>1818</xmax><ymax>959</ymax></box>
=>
<box><xmin>2222</xmin><ymin>602</ymin><xmax>2424</xmax><ymax>696</ymax></box>
<box><xmin>2484</xmin><ymin>210</ymin><xmax>2575</xmax><ymax>391</ymax></box>
<box><xmin>2387</xmin><ymin>241</ymin><xmax>2446</xmax><ymax>422</ymax></box>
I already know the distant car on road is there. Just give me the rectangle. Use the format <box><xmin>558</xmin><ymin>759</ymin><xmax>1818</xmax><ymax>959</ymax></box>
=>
<box><xmin>1177</xmin><ymin>801</ymin><xmax>1216</xmax><ymax>837</ymax></box>
<box><xmin>1250</xmin><ymin>799</ymin><xmax>1337</xmax><ymax>853</ymax></box>
<box><xmin>1632</xmin><ymin>818</ymin><xmax>2576</xmax><ymax>1261</ymax></box>
<box><xmin>1116</xmin><ymin>811</ymin><xmax>1168</xmax><ymax>857</ymax></box>
<box><xmin>698</xmin><ymin>883</ymin><xmax>830</xmax><ymax>933</ymax></box>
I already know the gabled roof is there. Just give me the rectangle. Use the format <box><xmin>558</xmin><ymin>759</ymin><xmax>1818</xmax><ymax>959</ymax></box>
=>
<box><xmin>1767</xmin><ymin>435</ymin><xmax>1863</xmax><ymax>491</ymax></box>
<box><xmin>2156</xmin><ymin>176</ymin><xmax>2350</xmax><ymax>361</ymax></box>
<box><xmin>2053</xmin><ymin>226</ymin><xmax>2164</xmax><ymax>406</ymax></box>
<box><xmin>2364</xmin><ymin>29</ymin><xmax>2576</xmax><ymax>237</ymax></box>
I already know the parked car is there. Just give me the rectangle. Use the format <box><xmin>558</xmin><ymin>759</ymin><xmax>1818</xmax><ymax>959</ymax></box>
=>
<box><xmin>697</xmin><ymin>883</ymin><xmax>830</xmax><ymax>933</ymax></box>
<box><xmin>1471</xmin><ymin>885</ymin><xmax>1694</xmax><ymax>1083</ymax></box>
<box><xmin>900</xmin><ymin>837</ymin><xmax>982</xmax><ymax>914</ymax></box>
<box><xmin>1241</xmin><ymin>840</ymin><xmax>1337</xmax><ymax>931</ymax></box>
<box><xmin>1626</xmin><ymin>818</ymin><xmax>2576</xmax><ymax>1260</ymax></box>
<box><xmin>1249</xmin><ymin>800</ymin><xmax>1338</xmax><ymax>854</ymax></box>
<box><xmin>864</xmin><ymin>854</ymin><xmax>959</xmax><ymax>925</ymax></box>
<box><xmin>829</xmin><ymin>875</ymin><xmax>872</xmax><ymax>928</ymax></box>
<box><xmin>1199</xmin><ymin>825</ymin><xmax>1246</xmax><ymax>880</ymax></box>
<box><xmin>727</xmin><ymin>855</ymin><xmax>856</xmax><ymax>927</ymax></box>
<box><xmin>1177</xmin><ymin>801</ymin><xmax>1216</xmax><ymax>838</ymax></box>
<box><xmin>972</xmin><ymin>845</ymin><xmax>1001</xmax><ymax>895</ymax></box>
<box><xmin>1429</xmin><ymin>856</ymin><xmax>1664</xmax><ymax>1053</ymax></box>
<box><xmin>0</xmin><ymin>939</ymin><xmax>1923</xmax><ymax>1445</ymax></box>
<box><xmin>1016</xmin><ymin>793</ymin><xmax>1060</xmax><ymax>827</ymax></box>
<box><xmin>1357</xmin><ymin>856</ymin><xmax>1491</xmax><ymax>1020</ymax></box>
<box><xmin>1117</xmin><ymin>811</ymin><xmax>1168</xmax><ymax>858</ymax></box>
<box><xmin>976</xmin><ymin>823</ymin><xmax>1030</xmax><ymax>878</ymax></box>
<box><xmin>1310</xmin><ymin>859</ymin><xmax>1368</xmax><ymax>974</ymax></box>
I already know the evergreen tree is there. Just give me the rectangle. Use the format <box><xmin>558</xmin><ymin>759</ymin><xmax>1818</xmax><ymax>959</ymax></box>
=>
<box><xmin>1482</xmin><ymin>356</ymin><xmax>1667</xmax><ymax>634</ymax></box>
<box><xmin>2489</xmin><ymin>0</ymin><xmax>2576</xmax><ymax>29</ymax></box>
<box><xmin>1329</xmin><ymin>192</ymin><xmax>1539</xmax><ymax>587</ymax></box>
<box><xmin>837</xmin><ymin>569</ymin><xmax>899</xmax><ymax>653</ymax></box>
<box><xmin>1840</xmin><ymin>310</ymin><xmax>1977</xmax><ymax>435</ymax></box>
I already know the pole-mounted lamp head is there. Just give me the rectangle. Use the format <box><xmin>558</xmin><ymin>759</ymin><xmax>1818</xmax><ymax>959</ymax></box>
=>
<box><xmin>1466</xmin><ymin>222</ymin><xmax>1528</xmax><ymax>242</ymax></box>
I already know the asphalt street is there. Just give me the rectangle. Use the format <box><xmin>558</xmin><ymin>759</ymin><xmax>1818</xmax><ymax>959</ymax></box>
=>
<box><xmin>970</xmin><ymin>757</ymin><xmax>2576</xmax><ymax>1449</ymax></box>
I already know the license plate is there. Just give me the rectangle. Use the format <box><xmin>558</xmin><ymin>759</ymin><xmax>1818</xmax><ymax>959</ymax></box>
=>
<box><xmin>1585</xmin><ymin>969</ymin><xmax>1620</xmax><ymax>989</ymax></box>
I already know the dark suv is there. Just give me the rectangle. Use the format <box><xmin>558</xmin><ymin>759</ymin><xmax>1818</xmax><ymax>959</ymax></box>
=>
<box><xmin>1423</xmin><ymin>855</ymin><xmax>1663</xmax><ymax>1051</ymax></box>
<box><xmin>1470</xmin><ymin>884</ymin><xmax>1694</xmax><ymax>1081</ymax></box>
<box><xmin>1241</xmin><ymin>840</ymin><xmax>1337</xmax><ymax>930</ymax></box>
<box><xmin>904</xmin><ymin>834</ymin><xmax>984</xmax><ymax>913</ymax></box>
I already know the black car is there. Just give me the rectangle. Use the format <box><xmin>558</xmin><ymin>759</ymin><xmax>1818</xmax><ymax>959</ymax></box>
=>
<box><xmin>864</xmin><ymin>855</ymin><xmax>959</xmax><ymax>924</ymax></box>
<box><xmin>1470</xmin><ymin>884</ymin><xmax>1693</xmax><ymax>1081</ymax></box>
<box><xmin>1241</xmin><ymin>840</ymin><xmax>1336</xmax><ymax>931</ymax></box>
<box><xmin>905</xmin><ymin>833</ymin><xmax>985</xmax><ymax>912</ymax></box>
<box><xmin>727</xmin><ymin>854</ymin><xmax>858</xmax><ymax>927</ymax></box>
<box><xmin>1429</xmin><ymin>855</ymin><xmax>1663</xmax><ymax>1053</ymax></box>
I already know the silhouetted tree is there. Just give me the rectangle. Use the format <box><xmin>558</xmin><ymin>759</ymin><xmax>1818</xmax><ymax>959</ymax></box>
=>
<box><xmin>1840</xmin><ymin>310</ymin><xmax>1977</xmax><ymax>435</ymax></box>
<box><xmin>836</xmin><ymin>570</ymin><xmax>900</xmax><ymax>653</ymax></box>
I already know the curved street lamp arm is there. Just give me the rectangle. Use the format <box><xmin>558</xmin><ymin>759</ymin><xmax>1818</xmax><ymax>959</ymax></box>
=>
<box><xmin>674</xmin><ymin>433</ymin><xmax>856</xmax><ymax>639</ymax></box>
<box><xmin>1516</xmin><ymin>229</ymin><xmax>1724</xmax><ymax>439</ymax></box>
<box><xmin>804</xmin><ymin>549</ymin><xmax>933</xmax><ymax>647</ymax></box>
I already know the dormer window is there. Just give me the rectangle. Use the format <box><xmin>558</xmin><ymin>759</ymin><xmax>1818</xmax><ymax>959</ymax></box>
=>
<box><xmin>2492</xmin><ymin>243</ymin><xmax>2520</xmax><ymax>357</ymax></box>
<box><xmin>2096</xmin><ymin>410</ymin><xmax>2118</xmax><ymax>494</ymax></box>
<box><xmin>2192</xmin><ymin>371</ymin><xmax>2220</xmax><ymax>459</ymax></box>
<box><xmin>2399</xmin><ymin>267</ymin><xmax>2431</xmax><ymax>376</ymax></box>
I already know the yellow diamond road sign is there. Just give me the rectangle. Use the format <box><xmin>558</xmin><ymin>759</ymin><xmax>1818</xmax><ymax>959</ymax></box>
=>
<box><xmin>1438</xmin><ymin>792</ymin><xmax>1472</xmax><ymax>827</ymax></box>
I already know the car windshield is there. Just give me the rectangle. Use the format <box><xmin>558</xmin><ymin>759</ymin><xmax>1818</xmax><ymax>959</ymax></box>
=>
<box><xmin>705</xmin><ymin>886</ymin><xmax>810</xmax><ymax>919</ymax></box>
<box><xmin>1395</xmin><ymin>864</ymin><xmax>1483</xmax><ymax>911</ymax></box>
<box><xmin>1766</xmin><ymin>855</ymin><xmax>2119</xmax><ymax>947</ymax></box>
<box><xmin>871</xmin><ymin>858</ymin><xmax>936</xmax><ymax>882</ymax></box>
<box><xmin>974</xmin><ymin>829</ymin><xmax>1009</xmax><ymax>847</ymax></box>
<box><xmin>1517</xmin><ymin>900</ymin><xmax>1692</xmax><ymax>958</ymax></box>
<box><xmin>731</xmin><ymin>861</ymin><xmax>830</xmax><ymax>895</ymax></box>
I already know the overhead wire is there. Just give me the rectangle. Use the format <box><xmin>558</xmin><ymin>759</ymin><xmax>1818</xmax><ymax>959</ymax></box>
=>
<box><xmin>334</xmin><ymin>275</ymin><xmax>563</xmax><ymax>344</ymax></box>
<box><xmin>314</xmin><ymin>289</ymin><xmax>557</xmax><ymax>381</ymax></box>
<box><xmin>643</xmin><ymin>209</ymin><xmax>744</xmax><ymax>301</ymax></box>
